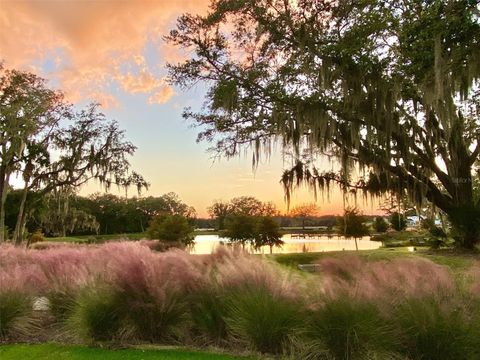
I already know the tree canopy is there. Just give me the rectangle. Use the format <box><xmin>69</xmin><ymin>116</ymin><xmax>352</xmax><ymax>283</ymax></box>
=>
<box><xmin>208</xmin><ymin>196</ymin><xmax>278</xmax><ymax>229</ymax></box>
<box><xmin>0</xmin><ymin>66</ymin><xmax>147</xmax><ymax>243</ymax></box>
<box><xmin>168</xmin><ymin>0</ymin><xmax>480</xmax><ymax>248</ymax></box>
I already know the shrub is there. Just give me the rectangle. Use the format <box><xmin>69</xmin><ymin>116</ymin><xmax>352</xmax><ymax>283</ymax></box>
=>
<box><xmin>303</xmin><ymin>298</ymin><xmax>398</xmax><ymax>359</ymax></box>
<box><xmin>124</xmin><ymin>292</ymin><xmax>188</xmax><ymax>342</ymax></box>
<box><xmin>30</xmin><ymin>230</ymin><xmax>45</xmax><ymax>243</ymax></box>
<box><xmin>389</xmin><ymin>212</ymin><xmax>407</xmax><ymax>231</ymax></box>
<box><xmin>147</xmin><ymin>214</ymin><xmax>194</xmax><ymax>245</ymax></box>
<box><xmin>211</xmin><ymin>253</ymin><xmax>303</xmax><ymax>354</ymax></box>
<box><xmin>373</xmin><ymin>217</ymin><xmax>389</xmax><ymax>233</ymax></box>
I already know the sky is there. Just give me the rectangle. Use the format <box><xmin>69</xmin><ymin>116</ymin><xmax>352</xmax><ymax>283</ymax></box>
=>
<box><xmin>0</xmin><ymin>0</ymin><xmax>381</xmax><ymax>217</ymax></box>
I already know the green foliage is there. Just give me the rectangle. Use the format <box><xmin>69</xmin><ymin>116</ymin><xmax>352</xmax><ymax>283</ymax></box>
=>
<box><xmin>123</xmin><ymin>291</ymin><xmax>188</xmax><ymax>342</ymax></box>
<box><xmin>208</xmin><ymin>196</ymin><xmax>278</xmax><ymax>230</ymax></box>
<box><xmin>168</xmin><ymin>0</ymin><xmax>480</xmax><ymax>248</ymax></box>
<box><xmin>336</xmin><ymin>208</ymin><xmax>370</xmax><ymax>238</ymax></box>
<box><xmin>48</xmin><ymin>289</ymin><xmax>77</xmax><ymax>322</ymax></box>
<box><xmin>0</xmin><ymin>65</ymin><xmax>147</xmax><ymax>244</ymax></box>
<box><xmin>189</xmin><ymin>286</ymin><xmax>228</xmax><ymax>344</ymax></box>
<box><xmin>420</xmin><ymin>218</ymin><xmax>447</xmax><ymax>249</ymax></box>
<box><xmin>225</xmin><ymin>287</ymin><xmax>301</xmax><ymax>354</ymax></box>
<box><xmin>288</xmin><ymin>203</ymin><xmax>320</xmax><ymax>230</ymax></box>
<box><xmin>373</xmin><ymin>217</ymin><xmax>389</xmax><ymax>233</ymax></box>
<box><xmin>70</xmin><ymin>286</ymin><xmax>125</xmax><ymax>342</ymax></box>
<box><xmin>0</xmin><ymin>291</ymin><xmax>33</xmax><ymax>340</ymax></box>
<box><xmin>30</xmin><ymin>230</ymin><xmax>45</xmax><ymax>244</ymax></box>
<box><xmin>223</xmin><ymin>214</ymin><xmax>256</xmax><ymax>246</ymax></box>
<box><xmin>304</xmin><ymin>298</ymin><xmax>398</xmax><ymax>359</ymax></box>
<box><xmin>389</xmin><ymin>212</ymin><xmax>407</xmax><ymax>231</ymax></box>
<box><xmin>253</xmin><ymin>216</ymin><xmax>283</xmax><ymax>253</ymax></box>
<box><xmin>147</xmin><ymin>214</ymin><xmax>194</xmax><ymax>245</ymax></box>
<box><xmin>394</xmin><ymin>297</ymin><xmax>480</xmax><ymax>360</ymax></box>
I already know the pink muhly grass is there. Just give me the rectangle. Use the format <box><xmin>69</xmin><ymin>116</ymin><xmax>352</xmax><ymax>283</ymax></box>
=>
<box><xmin>316</xmin><ymin>255</ymin><xmax>455</xmax><ymax>301</ymax></box>
<box><xmin>213</xmin><ymin>251</ymin><xmax>303</xmax><ymax>301</ymax></box>
<box><xmin>467</xmin><ymin>261</ymin><xmax>480</xmax><ymax>296</ymax></box>
<box><xmin>100</xmin><ymin>242</ymin><xmax>202</xmax><ymax>298</ymax></box>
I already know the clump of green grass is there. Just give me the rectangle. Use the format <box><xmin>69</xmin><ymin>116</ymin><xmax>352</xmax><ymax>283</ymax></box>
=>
<box><xmin>224</xmin><ymin>286</ymin><xmax>302</xmax><ymax>354</ymax></box>
<box><xmin>302</xmin><ymin>297</ymin><xmax>399</xmax><ymax>359</ymax></box>
<box><xmin>394</xmin><ymin>297</ymin><xmax>480</xmax><ymax>360</ymax></box>
<box><xmin>0</xmin><ymin>290</ymin><xmax>34</xmax><ymax>340</ymax></box>
<box><xmin>189</xmin><ymin>284</ymin><xmax>228</xmax><ymax>345</ymax></box>
<box><xmin>69</xmin><ymin>285</ymin><xmax>128</xmax><ymax>342</ymax></box>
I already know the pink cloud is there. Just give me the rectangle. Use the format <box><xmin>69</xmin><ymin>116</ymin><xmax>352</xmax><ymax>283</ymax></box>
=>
<box><xmin>0</xmin><ymin>0</ymin><xmax>209</xmax><ymax>107</ymax></box>
<box><xmin>148</xmin><ymin>86</ymin><xmax>176</xmax><ymax>105</ymax></box>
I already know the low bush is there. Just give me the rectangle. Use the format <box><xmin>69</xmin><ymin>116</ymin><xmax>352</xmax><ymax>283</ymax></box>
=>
<box><xmin>30</xmin><ymin>230</ymin><xmax>46</xmax><ymax>244</ymax></box>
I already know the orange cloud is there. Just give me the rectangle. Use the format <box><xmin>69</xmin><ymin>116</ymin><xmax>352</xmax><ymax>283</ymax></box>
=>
<box><xmin>148</xmin><ymin>86</ymin><xmax>176</xmax><ymax>105</ymax></box>
<box><xmin>0</xmin><ymin>0</ymin><xmax>209</xmax><ymax>107</ymax></box>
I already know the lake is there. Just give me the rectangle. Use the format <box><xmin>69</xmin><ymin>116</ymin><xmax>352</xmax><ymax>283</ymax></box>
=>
<box><xmin>190</xmin><ymin>234</ymin><xmax>381</xmax><ymax>254</ymax></box>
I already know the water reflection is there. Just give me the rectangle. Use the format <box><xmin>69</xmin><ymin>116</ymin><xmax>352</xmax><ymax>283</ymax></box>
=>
<box><xmin>190</xmin><ymin>234</ymin><xmax>380</xmax><ymax>255</ymax></box>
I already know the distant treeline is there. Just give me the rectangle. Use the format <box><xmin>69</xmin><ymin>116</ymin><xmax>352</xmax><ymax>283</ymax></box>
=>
<box><xmin>4</xmin><ymin>190</ymin><xmax>372</xmax><ymax>238</ymax></box>
<box><xmin>5</xmin><ymin>191</ymin><xmax>196</xmax><ymax>237</ymax></box>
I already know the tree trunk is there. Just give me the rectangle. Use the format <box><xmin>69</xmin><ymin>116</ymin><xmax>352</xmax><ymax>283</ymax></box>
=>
<box><xmin>13</xmin><ymin>185</ymin><xmax>29</xmax><ymax>245</ymax></box>
<box><xmin>0</xmin><ymin>167</ymin><xmax>10</xmax><ymax>243</ymax></box>
<box><xmin>448</xmin><ymin>204</ymin><xmax>480</xmax><ymax>249</ymax></box>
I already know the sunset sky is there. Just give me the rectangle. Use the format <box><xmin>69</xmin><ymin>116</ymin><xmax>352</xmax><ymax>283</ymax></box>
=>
<box><xmin>0</xmin><ymin>0</ymin><xmax>381</xmax><ymax>217</ymax></box>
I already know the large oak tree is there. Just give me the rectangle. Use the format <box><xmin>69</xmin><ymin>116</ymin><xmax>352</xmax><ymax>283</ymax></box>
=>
<box><xmin>0</xmin><ymin>66</ymin><xmax>147</xmax><ymax>243</ymax></box>
<box><xmin>168</xmin><ymin>0</ymin><xmax>480</xmax><ymax>248</ymax></box>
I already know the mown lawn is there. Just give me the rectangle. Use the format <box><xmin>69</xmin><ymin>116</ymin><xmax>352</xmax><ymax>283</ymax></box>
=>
<box><xmin>0</xmin><ymin>344</ymin><xmax>255</xmax><ymax>360</ymax></box>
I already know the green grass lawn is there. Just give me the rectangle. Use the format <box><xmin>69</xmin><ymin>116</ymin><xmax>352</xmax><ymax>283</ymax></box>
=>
<box><xmin>0</xmin><ymin>344</ymin><xmax>255</xmax><ymax>360</ymax></box>
<box><xmin>45</xmin><ymin>233</ymin><xmax>146</xmax><ymax>243</ymax></box>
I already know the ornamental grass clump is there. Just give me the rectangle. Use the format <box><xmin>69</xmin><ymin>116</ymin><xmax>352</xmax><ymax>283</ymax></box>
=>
<box><xmin>69</xmin><ymin>284</ymin><xmax>128</xmax><ymax>342</ymax></box>
<box><xmin>212</xmin><ymin>253</ymin><xmax>304</xmax><ymax>354</ymax></box>
<box><xmin>316</xmin><ymin>255</ymin><xmax>455</xmax><ymax>300</ymax></box>
<box><xmin>393</xmin><ymin>296</ymin><xmax>480</xmax><ymax>360</ymax></box>
<box><xmin>0</xmin><ymin>271</ymin><xmax>37</xmax><ymax>341</ymax></box>
<box><xmin>301</xmin><ymin>297</ymin><xmax>400</xmax><ymax>360</ymax></box>
<box><xmin>68</xmin><ymin>243</ymin><xmax>201</xmax><ymax>343</ymax></box>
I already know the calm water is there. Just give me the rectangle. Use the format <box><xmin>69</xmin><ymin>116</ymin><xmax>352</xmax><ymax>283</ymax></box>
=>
<box><xmin>190</xmin><ymin>234</ymin><xmax>380</xmax><ymax>255</ymax></box>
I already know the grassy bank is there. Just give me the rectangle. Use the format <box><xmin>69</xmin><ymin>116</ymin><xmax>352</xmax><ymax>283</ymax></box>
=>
<box><xmin>0</xmin><ymin>344</ymin><xmax>253</xmax><ymax>360</ymax></box>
